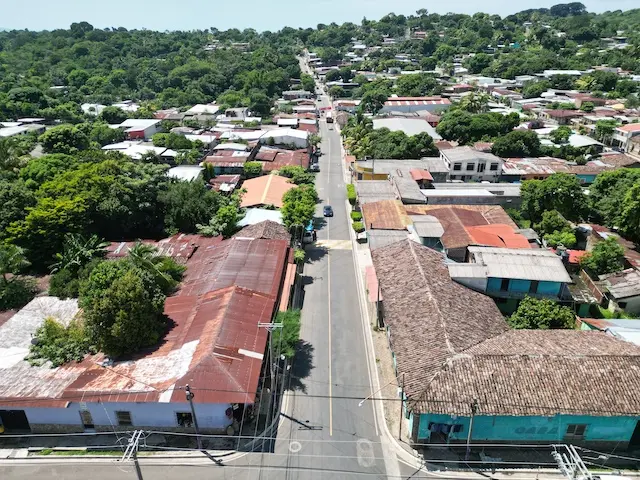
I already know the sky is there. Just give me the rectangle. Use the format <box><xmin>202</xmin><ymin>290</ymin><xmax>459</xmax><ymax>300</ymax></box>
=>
<box><xmin>1</xmin><ymin>0</ymin><xmax>638</xmax><ymax>32</ymax></box>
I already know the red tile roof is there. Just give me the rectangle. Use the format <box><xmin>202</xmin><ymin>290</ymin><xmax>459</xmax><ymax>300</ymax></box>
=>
<box><xmin>409</xmin><ymin>168</ymin><xmax>433</xmax><ymax>182</ymax></box>
<box><xmin>466</xmin><ymin>224</ymin><xmax>531</xmax><ymax>249</ymax></box>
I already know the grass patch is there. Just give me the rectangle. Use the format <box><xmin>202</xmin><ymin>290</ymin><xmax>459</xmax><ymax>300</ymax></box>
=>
<box><xmin>50</xmin><ymin>450</ymin><xmax>123</xmax><ymax>456</ymax></box>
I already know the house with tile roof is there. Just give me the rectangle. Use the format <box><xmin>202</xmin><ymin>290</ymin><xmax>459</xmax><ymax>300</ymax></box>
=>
<box><xmin>372</xmin><ymin>240</ymin><xmax>640</xmax><ymax>448</ymax></box>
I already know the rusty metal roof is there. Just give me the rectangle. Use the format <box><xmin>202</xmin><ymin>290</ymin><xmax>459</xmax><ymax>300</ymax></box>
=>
<box><xmin>0</xmin><ymin>236</ymin><xmax>291</xmax><ymax>408</ymax></box>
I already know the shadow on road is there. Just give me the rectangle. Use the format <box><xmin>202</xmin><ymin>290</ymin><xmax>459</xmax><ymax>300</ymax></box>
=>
<box><xmin>287</xmin><ymin>340</ymin><xmax>314</xmax><ymax>394</ymax></box>
<box><xmin>305</xmin><ymin>245</ymin><xmax>328</xmax><ymax>264</ymax></box>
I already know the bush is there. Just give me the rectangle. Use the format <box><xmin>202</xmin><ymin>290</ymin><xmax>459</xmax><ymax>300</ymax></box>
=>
<box><xmin>544</xmin><ymin>231</ymin><xmax>577</xmax><ymax>248</ymax></box>
<box><xmin>49</xmin><ymin>268</ymin><xmax>81</xmax><ymax>299</ymax></box>
<box><xmin>243</xmin><ymin>161</ymin><xmax>263</xmax><ymax>178</ymax></box>
<box><xmin>346</xmin><ymin>184</ymin><xmax>356</xmax><ymax>205</ymax></box>
<box><xmin>508</xmin><ymin>296</ymin><xmax>576</xmax><ymax>330</ymax></box>
<box><xmin>352</xmin><ymin>221</ymin><xmax>364</xmax><ymax>233</ymax></box>
<box><xmin>350</xmin><ymin>211</ymin><xmax>362</xmax><ymax>221</ymax></box>
<box><xmin>0</xmin><ymin>277</ymin><xmax>37</xmax><ymax>310</ymax></box>
<box><xmin>27</xmin><ymin>317</ymin><xmax>95</xmax><ymax>367</ymax></box>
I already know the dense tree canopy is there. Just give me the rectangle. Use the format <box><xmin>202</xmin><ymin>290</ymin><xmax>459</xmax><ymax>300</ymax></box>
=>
<box><xmin>508</xmin><ymin>297</ymin><xmax>576</xmax><ymax>330</ymax></box>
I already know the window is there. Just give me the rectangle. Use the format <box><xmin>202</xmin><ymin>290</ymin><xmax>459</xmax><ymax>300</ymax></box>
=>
<box><xmin>466</xmin><ymin>163</ymin><xmax>475</xmax><ymax>171</ymax></box>
<box><xmin>176</xmin><ymin>412</ymin><xmax>194</xmax><ymax>427</ymax></box>
<box><xmin>565</xmin><ymin>424</ymin><xmax>587</xmax><ymax>439</ymax></box>
<box><xmin>529</xmin><ymin>280</ymin><xmax>539</xmax><ymax>294</ymax></box>
<box><xmin>490</xmin><ymin>163</ymin><xmax>499</xmax><ymax>171</ymax></box>
<box><xmin>500</xmin><ymin>278</ymin><xmax>510</xmax><ymax>291</ymax></box>
<box><xmin>477</xmin><ymin>163</ymin><xmax>486</xmax><ymax>173</ymax></box>
<box><xmin>116</xmin><ymin>411</ymin><xmax>132</xmax><ymax>426</ymax></box>
<box><xmin>453</xmin><ymin>163</ymin><xmax>462</xmax><ymax>171</ymax></box>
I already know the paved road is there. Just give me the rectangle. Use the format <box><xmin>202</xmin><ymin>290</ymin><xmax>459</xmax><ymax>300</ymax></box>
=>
<box><xmin>0</xmin><ymin>59</ymin><xmax>412</xmax><ymax>480</ymax></box>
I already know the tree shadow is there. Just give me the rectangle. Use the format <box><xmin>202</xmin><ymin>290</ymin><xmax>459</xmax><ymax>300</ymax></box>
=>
<box><xmin>313</xmin><ymin>216</ymin><xmax>327</xmax><ymax>231</ymax></box>
<box><xmin>305</xmin><ymin>245</ymin><xmax>328</xmax><ymax>264</ymax></box>
<box><xmin>287</xmin><ymin>340</ymin><xmax>314</xmax><ymax>394</ymax></box>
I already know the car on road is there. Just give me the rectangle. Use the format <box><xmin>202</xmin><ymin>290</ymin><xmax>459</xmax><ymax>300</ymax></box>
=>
<box><xmin>323</xmin><ymin>205</ymin><xmax>333</xmax><ymax>217</ymax></box>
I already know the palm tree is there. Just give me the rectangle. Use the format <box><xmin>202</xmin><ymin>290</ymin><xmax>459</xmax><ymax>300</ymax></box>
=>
<box><xmin>51</xmin><ymin>234</ymin><xmax>109</xmax><ymax>273</ymax></box>
<box><xmin>459</xmin><ymin>92</ymin><xmax>490</xmax><ymax>114</ymax></box>
<box><xmin>128</xmin><ymin>242</ymin><xmax>184</xmax><ymax>292</ymax></box>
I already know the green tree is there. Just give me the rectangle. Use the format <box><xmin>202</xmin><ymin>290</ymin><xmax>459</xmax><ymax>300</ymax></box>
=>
<box><xmin>90</xmin><ymin>123</ymin><xmax>126</xmax><ymax>146</ymax></box>
<box><xmin>281</xmin><ymin>185</ymin><xmax>317</xmax><ymax>228</ymax></box>
<box><xmin>159</xmin><ymin>180</ymin><xmax>224</xmax><ymax>234</ymax></box>
<box><xmin>580</xmin><ymin>101</ymin><xmax>594</xmax><ymax>113</ymax></box>
<box><xmin>328</xmin><ymin>86</ymin><xmax>347</xmax><ymax>98</ymax></box>
<box><xmin>39</xmin><ymin>125</ymin><xmax>90</xmax><ymax>154</ymax></box>
<box><xmin>535</xmin><ymin>209</ymin><xmax>572</xmax><ymax>236</ymax></box>
<box><xmin>522</xmin><ymin>80</ymin><xmax>550</xmax><ymax>99</ymax></box>
<box><xmin>360</xmin><ymin>90</ymin><xmax>389</xmax><ymax>114</ymax></box>
<box><xmin>544</xmin><ymin>231</ymin><xmax>577</xmax><ymax>248</ymax></box>
<box><xmin>127</xmin><ymin>242</ymin><xmax>185</xmax><ymax>293</ymax></box>
<box><xmin>395</xmin><ymin>73</ymin><xmax>438</xmax><ymax>97</ymax></box>
<box><xmin>508</xmin><ymin>297</ymin><xmax>576</xmax><ymax>330</ymax></box>
<box><xmin>0</xmin><ymin>180</ymin><xmax>36</xmax><ymax>237</ymax></box>
<box><xmin>549</xmin><ymin>126</ymin><xmax>572</xmax><ymax>144</ymax></box>
<box><xmin>581</xmin><ymin>237</ymin><xmax>625</xmax><ymax>277</ymax></box>
<box><xmin>300</xmin><ymin>73</ymin><xmax>315</xmax><ymax>93</ymax></box>
<box><xmin>99</xmin><ymin>106</ymin><xmax>128</xmax><ymax>124</ymax></box>
<box><xmin>589</xmin><ymin>169</ymin><xmax>640</xmax><ymax>228</ymax></box>
<box><xmin>19</xmin><ymin>154</ymin><xmax>77</xmax><ymax>188</ymax></box>
<box><xmin>619</xmin><ymin>183</ymin><xmax>640</xmax><ymax>242</ymax></box>
<box><xmin>520</xmin><ymin>174</ymin><xmax>587</xmax><ymax>223</ymax></box>
<box><xmin>279</xmin><ymin>165</ymin><xmax>315</xmax><ymax>185</ymax></box>
<box><xmin>271</xmin><ymin>310</ymin><xmax>301</xmax><ymax>359</ymax></box>
<box><xmin>8</xmin><ymin>196</ymin><xmax>89</xmax><ymax>269</ymax></box>
<box><xmin>243</xmin><ymin>161</ymin><xmax>263</xmax><ymax>178</ymax></box>
<box><xmin>81</xmin><ymin>262</ymin><xmax>166</xmax><ymax>357</ymax></box>
<box><xmin>458</xmin><ymin>92</ymin><xmax>490</xmax><ymax>114</ymax></box>
<box><xmin>594</xmin><ymin>119</ymin><xmax>618</xmax><ymax>144</ymax></box>
<box><xmin>491</xmin><ymin>130</ymin><xmax>541</xmax><ymax>158</ymax></box>
<box><xmin>0</xmin><ymin>244</ymin><xmax>36</xmax><ymax>310</ymax></box>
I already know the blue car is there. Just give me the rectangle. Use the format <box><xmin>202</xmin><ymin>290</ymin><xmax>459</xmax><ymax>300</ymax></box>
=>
<box><xmin>323</xmin><ymin>205</ymin><xmax>333</xmax><ymax>217</ymax></box>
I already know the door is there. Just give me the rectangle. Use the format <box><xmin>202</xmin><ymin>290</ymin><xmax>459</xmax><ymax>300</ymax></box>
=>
<box><xmin>80</xmin><ymin>410</ymin><xmax>95</xmax><ymax>430</ymax></box>
<box><xmin>630</xmin><ymin>420</ymin><xmax>640</xmax><ymax>446</ymax></box>
<box><xmin>0</xmin><ymin>410</ymin><xmax>31</xmax><ymax>431</ymax></box>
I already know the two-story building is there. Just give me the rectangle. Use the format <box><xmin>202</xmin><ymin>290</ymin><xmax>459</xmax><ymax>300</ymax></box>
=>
<box><xmin>612</xmin><ymin>124</ymin><xmax>640</xmax><ymax>153</ymax></box>
<box><xmin>448</xmin><ymin>246</ymin><xmax>573</xmax><ymax>313</ymax></box>
<box><xmin>440</xmin><ymin>147</ymin><xmax>503</xmax><ymax>182</ymax></box>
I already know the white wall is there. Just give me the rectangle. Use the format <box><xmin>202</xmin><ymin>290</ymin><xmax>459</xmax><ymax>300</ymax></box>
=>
<box><xmin>23</xmin><ymin>401</ymin><xmax>230</xmax><ymax>430</ymax></box>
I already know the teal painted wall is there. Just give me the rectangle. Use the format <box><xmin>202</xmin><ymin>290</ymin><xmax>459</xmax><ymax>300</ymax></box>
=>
<box><xmin>510</xmin><ymin>279</ymin><xmax>531</xmax><ymax>293</ymax></box>
<box><xmin>538</xmin><ymin>281</ymin><xmax>561</xmax><ymax>296</ymax></box>
<box><xmin>486</xmin><ymin>278</ymin><xmax>562</xmax><ymax>297</ymax></box>
<box><xmin>416</xmin><ymin>413</ymin><xmax>638</xmax><ymax>443</ymax></box>
<box><xmin>576</xmin><ymin>174</ymin><xmax>597</xmax><ymax>185</ymax></box>
<box><xmin>487</xmin><ymin>277</ymin><xmax>502</xmax><ymax>291</ymax></box>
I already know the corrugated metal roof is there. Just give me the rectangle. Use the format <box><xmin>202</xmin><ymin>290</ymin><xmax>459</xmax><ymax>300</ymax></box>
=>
<box><xmin>0</xmin><ymin>237</ymin><xmax>291</xmax><ymax>407</ymax></box>
<box><xmin>468</xmin><ymin>246</ymin><xmax>572</xmax><ymax>283</ymax></box>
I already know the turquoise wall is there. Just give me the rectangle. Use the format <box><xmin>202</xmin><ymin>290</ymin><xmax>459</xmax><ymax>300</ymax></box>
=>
<box><xmin>510</xmin><ymin>279</ymin><xmax>531</xmax><ymax>293</ymax></box>
<box><xmin>576</xmin><ymin>174</ymin><xmax>597</xmax><ymax>185</ymax></box>
<box><xmin>487</xmin><ymin>277</ymin><xmax>502</xmax><ymax>291</ymax></box>
<box><xmin>538</xmin><ymin>281</ymin><xmax>561</xmax><ymax>296</ymax></box>
<box><xmin>486</xmin><ymin>278</ymin><xmax>562</xmax><ymax>297</ymax></box>
<box><xmin>415</xmin><ymin>413</ymin><xmax>638</xmax><ymax>443</ymax></box>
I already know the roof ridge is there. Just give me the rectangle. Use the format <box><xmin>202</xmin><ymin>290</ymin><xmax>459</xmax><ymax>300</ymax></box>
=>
<box><xmin>407</xmin><ymin>240</ymin><xmax>454</xmax><ymax>356</ymax></box>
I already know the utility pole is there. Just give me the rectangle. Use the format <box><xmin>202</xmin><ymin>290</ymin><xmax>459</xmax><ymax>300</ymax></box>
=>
<box><xmin>185</xmin><ymin>385</ymin><xmax>203</xmax><ymax>451</ymax></box>
<box><xmin>258</xmin><ymin>322</ymin><xmax>283</xmax><ymax>425</ymax></box>
<box><xmin>398</xmin><ymin>373</ymin><xmax>405</xmax><ymax>441</ymax></box>
<box><xmin>465</xmin><ymin>398</ymin><xmax>478</xmax><ymax>461</ymax></box>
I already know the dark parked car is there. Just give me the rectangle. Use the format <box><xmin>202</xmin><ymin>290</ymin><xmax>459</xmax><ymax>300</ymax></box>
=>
<box><xmin>323</xmin><ymin>205</ymin><xmax>334</xmax><ymax>217</ymax></box>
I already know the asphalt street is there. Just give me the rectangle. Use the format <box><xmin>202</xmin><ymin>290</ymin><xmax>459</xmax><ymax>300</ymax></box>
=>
<box><xmin>0</xmin><ymin>60</ymin><xmax>414</xmax><ymax>480</ymax></box>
